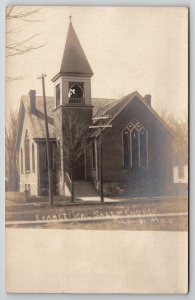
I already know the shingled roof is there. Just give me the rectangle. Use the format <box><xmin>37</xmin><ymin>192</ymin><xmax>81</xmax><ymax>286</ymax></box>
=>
<box><xmin>91</xmin><ymin>91</ymin><xmax>173</xmax><ymax>137</ymax></box>
<box><xmin>16</xmin><ymin>91</ymin><xmax>172</xmax><ymax>150</ymax></box>
<box><xmin>92</xmin><ymin>98</ymin><xmax>115</xmax><ymax>115</ymax></box>
<box><xmin>21</xmin><ymin>95</ymin><xmax>55</xmax><ymax>139</ymax></box>
<box><xmin>16</xmin><ymin>96</ymin><xmax>114</xmax><ymax>146</ymax></box>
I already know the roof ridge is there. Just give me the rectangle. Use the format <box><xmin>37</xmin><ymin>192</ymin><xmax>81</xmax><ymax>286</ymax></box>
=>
<box><xmin>91</xmin><ymin>91</ymin><xmax>173</xmax><ymax>138</ymax></box>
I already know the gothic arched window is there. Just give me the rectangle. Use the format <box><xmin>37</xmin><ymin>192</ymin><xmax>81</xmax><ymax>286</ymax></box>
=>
<box><xmin>122</xmin><ymin>129</ymin><xmax>129</xmax><ymax>169</ymax></box>
<box><xmin>131</xmin><ymin>128</ymin><xmax>139</xmax><ymax>168</ymax></box>
<box><xmin>24</xmin><ymin>131</ymin><xmax>30</xmax><ymax>172</ymax></box>
<box><xmin>20</xmin><ymin>148</ymin><xmax>23</xmax><ymax>173</ymax></box>
<box><xmin>140</xmin><ymin>128</ymin><xmax>147</xmax><ymax>168</ymax></box>
<box><xmin>122</xmin><ymin>119</ymin><xmax>148</xmax><ymax>169</ymax></box>
<box><xmin>32</xmin><ymin>143</ymin><xmax>35</xmax><ymax>172</ymax></box>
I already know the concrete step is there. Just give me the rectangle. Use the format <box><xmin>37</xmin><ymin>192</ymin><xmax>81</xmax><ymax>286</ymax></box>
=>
<box><xmin>74</xmin><ymin>183</ymin><xmax>95</xmax><ymax>187</ymax></box>
<box><xmin>74</xmin><ymin>181</ymin><xmax>99</xmax><ymax>198</ymax></box>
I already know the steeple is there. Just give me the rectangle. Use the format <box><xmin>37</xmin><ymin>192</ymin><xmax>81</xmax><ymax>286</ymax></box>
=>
<box><xmin>53</xmin><ymin>16</ymin><xmax>93</xmax><ymax>184</ymax></box>
<box><xmin>52</xmin><ymin>18</ymin><xmax>93</xmax><ymax>108</ymax></box>
<box><xmin>56</xmin><ymin>21</ymin><xmax>93</xmax><ymax>79</ymax></box>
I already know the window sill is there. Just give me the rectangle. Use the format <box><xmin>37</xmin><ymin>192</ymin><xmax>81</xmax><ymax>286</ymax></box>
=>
<box><xmin>25</xmin><ymin>171</ymin><xmax>31</xmax><ymax>174</ymax></box>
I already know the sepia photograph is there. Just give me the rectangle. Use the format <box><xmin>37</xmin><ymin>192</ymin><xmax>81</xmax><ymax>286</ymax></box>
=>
<box><xmin>5</xmin><ymin>5</ymin><xmax>188</xmax><ymax>293</ymax></box>
<box><xmin>5</xmin><ymin>6</ymin><xmax>188</xmax><ymax>231</ymax></box>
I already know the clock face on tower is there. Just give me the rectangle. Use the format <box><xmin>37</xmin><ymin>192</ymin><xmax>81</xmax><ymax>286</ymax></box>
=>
<box><xmin>68</xmin><ymin>82</ymin><xmax>84</xmax><ymax>103</ymax></box>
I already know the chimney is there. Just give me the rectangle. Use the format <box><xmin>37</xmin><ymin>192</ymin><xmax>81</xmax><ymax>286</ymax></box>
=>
<box><xmin>29</xmin><ymin>90</ymin><xmax>36</xmax><ymax>113</ymax></box>
<box><xmin>144</xmin><ymin>94</ymin><xmax>152</xmax><ymax>107</ymax></box>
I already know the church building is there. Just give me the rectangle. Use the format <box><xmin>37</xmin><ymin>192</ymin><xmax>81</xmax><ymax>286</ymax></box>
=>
<box><xmin>15</xmin><ymin>19</ymin><xmax>173</xmax><ymax>198</ymax></box>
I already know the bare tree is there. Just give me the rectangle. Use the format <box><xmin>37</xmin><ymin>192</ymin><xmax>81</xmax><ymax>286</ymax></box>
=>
<box><xmin>6</xmin><ymin>6</ymin><xmax>47</xmax><ymax>81</ymax></box>
<box><xmin>5</xmin><ymin>108</ymin><xmax>19</xmax><ymax>190</ymax></box>
<box><xmin>6</xmin><ymin>6</ymin><xmax>46</xmax><ymax>58</ymax></box>
<box><xmin>160</xmin><ymin>110</ymin><xmax>188</xmax><ymax>164</ymax></box>
<box><xmin>55</xmin><ymin>110</ymin><xmax>92</xmax><ymax>202</ymax></box>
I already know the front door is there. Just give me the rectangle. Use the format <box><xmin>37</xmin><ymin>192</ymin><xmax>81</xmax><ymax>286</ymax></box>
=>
<box><xmin>73</xmin><ymin>154</ymin><xmax>85</xmax><ymax>180</ymax></box>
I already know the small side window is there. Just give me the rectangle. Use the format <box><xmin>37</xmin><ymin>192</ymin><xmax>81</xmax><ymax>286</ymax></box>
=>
<box><xmin>56</xmin><ymin>84</ymin><xmax>61</xmax><ymax>107</ymax></box>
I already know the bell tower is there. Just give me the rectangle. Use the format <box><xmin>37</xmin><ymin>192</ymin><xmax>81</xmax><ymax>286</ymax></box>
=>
<box><xmin>52</xmin><ymin>17</ymin><xmax>93</xmax><ymax>108</ymax></box>
<box><xmin>52</xmin><ymin>18</ymin><xmax>93</xmax><ymax>192</ymax></box>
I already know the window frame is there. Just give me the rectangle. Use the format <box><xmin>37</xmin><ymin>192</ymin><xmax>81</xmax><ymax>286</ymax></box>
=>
<box><xmin>24</xmin><ymin>131</ymin><xmax>30</xmax><ymax>172</ymax></box>
<box><xmin>68</xmin><ymin>82</ymin><xmax>85</xmax><ymax>103</ymax></box>
<box><xmin>55</xmin><ymin>83</ymin><xmax>61</xmax><ymax>107</ymax></box>
<box><xmin>122</xmin><ymin>119</ymin><xmax>148</xmax><ymax>169</ymax></box>
<box><xmin>32</xmin><ymin>143</ymin><xmax>35</xmax><ymax>172</ymax></box>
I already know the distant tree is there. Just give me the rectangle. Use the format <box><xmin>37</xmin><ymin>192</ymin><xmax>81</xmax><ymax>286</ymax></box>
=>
<box><xmin>5</xmin><ymin>108</ymin><xmax>19</xmax><ymax>190</ymax></box>
<box><xmin>55</xmin><ymin>110</ymin><xmax>91</xmax><ymax>202</ymax></box>
<box><xmin>160</xmin><ymin>110</ymin><xmax>188</xmax><ymax>164</ymax></box>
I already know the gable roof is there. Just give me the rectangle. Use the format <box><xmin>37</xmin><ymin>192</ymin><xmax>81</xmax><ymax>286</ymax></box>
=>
<box><xmin>91</xmin><ymin>91</ymin><xmax>173</xmax><ymax>138</ymax></box>
<box><xmin>15</xmin><ymin>95</ymin><xmax>56</xmax><ymax>150</ymax></box>
<box><xmin>23</xmin><ymin>96</ymin><xmax>55</xmax><ymax>139</ymax></box>
<box><xmin>92</xmin><ymin>98</ymin><xmax>116</xmax><ymax>115</ymax></box>
<box><xmin>15</xmin><ymin>96</ymin><xmax>114</xmax><ymax>150</ymax></box>
<box><xmin>15</xmin><ymin>91</ymin><xmax>173</xmax><ymax>150</ymax></box>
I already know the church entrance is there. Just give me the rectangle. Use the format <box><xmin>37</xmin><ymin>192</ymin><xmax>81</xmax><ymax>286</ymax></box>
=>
<box><xmin>73</xmin><ymin>154</ymin><xmax>85</xmax><ymax>180</ymax></box>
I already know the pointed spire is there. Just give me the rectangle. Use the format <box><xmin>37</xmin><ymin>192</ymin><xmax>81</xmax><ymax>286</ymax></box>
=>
<box><xmin>59</xmin><ymin>21</ymin><xmax>93</xmax><ymax>76</ymax></box>
<box><xmin>69</xmin><ymin>6</ymin><xmax>72</xmax><ymax>24</ymax></box>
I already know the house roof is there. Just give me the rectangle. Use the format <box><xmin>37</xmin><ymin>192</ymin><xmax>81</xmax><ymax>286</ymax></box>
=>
<box><xmin>21</xmin><ymin>95</ymin><xmax>56</xmax><ymax>139</ymax></box>
<box><xmin>92</xmin><ymin>98</ymin><xmax>116</xmax><ymax>115</ymax></box>
<box><xmin>52</xmin><ymin>22</ymin><xmax>93</xmax><ymax>81</ymax></box>
<box><xmin>91</xmin><ymin>91</ymin><xmax>173</xmax><ymax>138</ymax></box>
<box><xmin>15</xmin><ymin>95</ymin><xmax>115</xmax><ymax>149</ymax></box>
<box><xmin>16</xmin><ymin>91</ymin><xmax>173</xmax><ymax>150</ymax></box>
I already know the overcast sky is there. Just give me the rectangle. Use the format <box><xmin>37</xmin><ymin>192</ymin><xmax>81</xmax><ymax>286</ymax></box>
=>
<box><xmin>6</xmin><ymin>6</ymin><xmax>188</xmax><ymax>120</ymax></box>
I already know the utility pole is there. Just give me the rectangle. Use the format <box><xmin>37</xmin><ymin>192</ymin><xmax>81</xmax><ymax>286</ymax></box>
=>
<box><xmin>89</xmin><ymin>115</ymin><xmax>112</xmax><ymax>203</ymax></box>
<box><xmin>38</xmin><ymin>74</ymin><xmax>53</xmax><ymax>205</ymax></box>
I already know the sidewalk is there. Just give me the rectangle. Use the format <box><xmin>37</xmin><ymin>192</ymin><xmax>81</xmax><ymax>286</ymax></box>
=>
<box><xmin>5</xmin><ymin>191</ymin><xmax>187</xmax><ymax>208</ymax></box>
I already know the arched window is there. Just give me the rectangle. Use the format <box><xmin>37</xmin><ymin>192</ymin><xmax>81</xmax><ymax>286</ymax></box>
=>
<box><xmin>131</xmin><ymin>128</ymin><xmax>139</xmax><ymax>168</ymax></box>
<box><xmin>24</xmin><ymin>131</ymin><xmax>30</xmax><ymax>172</ymax></box>
<box><xmin>56</xmin><ymin>84</ymin><xmax>61</xmax><ymax>107</ymax></box>
<box><xmin>20</xmin><ymin>148</ymin><xmax>23</xmax><ymax>173</ymax></box>
<box><xmin>122</xmin><ymin>119</ymin><xmax>148</xmax><ymax>169</ymax></box>
<box><xmin>68</xmin><ymin>82</ymin><xmax>84</xmax><ymax>103</ymax></box>
<box><xmin>32</xmin><ymin>143</ymin><xmax>35</xmax><ymax>172</ymax></box>
<box><xmin>122</xmin><ymin>129</ymin><xmax>129</xmax><ymax>169</ymax></box>
<box><xmin>140</xmin><ymin>128</ymin><xmax>147</xmax><ymax>168</ymax></box>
